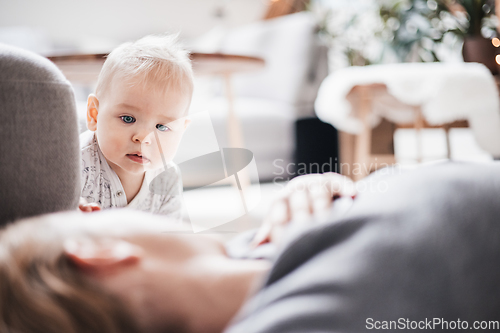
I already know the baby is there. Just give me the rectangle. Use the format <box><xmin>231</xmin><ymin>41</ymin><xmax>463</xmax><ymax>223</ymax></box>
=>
<box><xmin>79</xmin><ymin>34</ymin><xmax>193</xmax><ymax>219</ymax></box>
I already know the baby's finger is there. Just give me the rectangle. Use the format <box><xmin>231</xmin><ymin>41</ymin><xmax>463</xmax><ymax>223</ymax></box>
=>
<box><xmin>88</xmin><ymin>203</ymin><xmax>101</xmax><ymax>211</ymax></box>
<box><xmin>79</xmin><ymin>205</ymin><xmax>92</xmax><ymax>212</ymax></box>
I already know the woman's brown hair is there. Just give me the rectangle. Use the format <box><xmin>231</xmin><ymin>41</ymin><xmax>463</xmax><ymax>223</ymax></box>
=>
<box><xmin>0</xmin><ymin>214</ymin><xmax>140</xmax><ymax>333</ymax></box>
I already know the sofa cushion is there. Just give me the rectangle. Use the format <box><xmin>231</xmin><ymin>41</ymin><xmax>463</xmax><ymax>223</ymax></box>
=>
<box><xmin>0</xmin><ymin>44</ymin><xmax>80</xmax><ymax>225</ymax></box>
<box><xmin>219</xmin><ymin>12</ymin><xmax>325</xmax><ymax>116</ymax></box>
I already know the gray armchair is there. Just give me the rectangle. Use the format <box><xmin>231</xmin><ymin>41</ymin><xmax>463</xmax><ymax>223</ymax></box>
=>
<box><xmin>0</xmin><ymin>43</ymin><xmax>80</xmax><ymax>225</ymax></box>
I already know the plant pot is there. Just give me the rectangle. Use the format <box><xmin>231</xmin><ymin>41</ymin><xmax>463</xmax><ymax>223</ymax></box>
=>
<box><xmin>462</xmin><ymin>36</ymin><xmax>499</xmax><ymax>75</ymax></box>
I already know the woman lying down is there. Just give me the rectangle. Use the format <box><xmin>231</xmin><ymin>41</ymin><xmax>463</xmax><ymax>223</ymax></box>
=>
<box><xmin>1</xmin><ymin>163</ymin><xmax>500</xmax><ymax>333</ymax></box>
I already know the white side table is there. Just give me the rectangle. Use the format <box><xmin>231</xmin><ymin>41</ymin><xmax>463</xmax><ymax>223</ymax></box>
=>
<box><xmin>315</xmin><ymin>63</ymin><xmax>500</xmax><ymax>181</ymax></box>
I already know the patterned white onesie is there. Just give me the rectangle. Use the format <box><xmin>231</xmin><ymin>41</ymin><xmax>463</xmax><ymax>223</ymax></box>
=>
<box><xmin>80</xmin><ymin>130</ymin><xmax>183</xmax><ymax>220</ymax></box>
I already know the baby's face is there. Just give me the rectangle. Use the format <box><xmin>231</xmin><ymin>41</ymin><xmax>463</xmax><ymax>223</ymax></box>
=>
<box><xmin>88</xmin><ymin>75</ymin><xmax>190</xmax><ymax>176</ymax></box>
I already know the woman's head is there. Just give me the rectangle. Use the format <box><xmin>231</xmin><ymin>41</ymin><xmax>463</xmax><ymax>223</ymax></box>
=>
<box><xmin>0</xmin><ymin>211</ymin><xmax>140</xmax><ymax>333</ymax></box>
<box><xmin>0</xmin><ymin>210</ymin><xmax>269</xmax><ymax>333</ymax></box>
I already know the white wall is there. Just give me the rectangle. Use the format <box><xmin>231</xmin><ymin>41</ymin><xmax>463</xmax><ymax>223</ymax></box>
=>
<box><xmin>0</xmin><ymin>0</ymin><xmax>267</xmax><ymax>53</ymax></box>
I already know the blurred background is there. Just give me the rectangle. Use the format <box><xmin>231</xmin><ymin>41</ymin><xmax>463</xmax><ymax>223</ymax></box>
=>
<box><xmin>2</xmin><ymin>0</ymin><xmax>499</xmax><ymax>230</ymax></box>
<box><xmin>0</xmin><ymin>0</ymin><xmax>267</xmax><ymax>54</ymax></box>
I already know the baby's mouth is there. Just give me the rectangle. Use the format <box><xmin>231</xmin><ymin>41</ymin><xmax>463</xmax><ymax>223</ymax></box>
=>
<box><xmin>126</xmin><ymin>152</ymin><xmax>150</xmax><ymax>164</ymax></box>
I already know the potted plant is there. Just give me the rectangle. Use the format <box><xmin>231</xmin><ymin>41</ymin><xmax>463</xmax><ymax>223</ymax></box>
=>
<box><xmin>308</xmin><ymin>0</ymin><xmax>467</xmax><ymax>67</ymax></box>
<box><xmin>377</xmin><ymin>0</ymin><xmax>465</xmax><ymax>62</ymax></box>
<box><xmin>453</xmin><ymin>0</ymin><xmax>499</xmax><ymax>73</ymax></box>
<box><xmin>309</xmin><ymin>0</ymin><xmax>497</xmax><ymax>70</ymax></box>
<box><xmin>378</xmin><ymin>0</ymin><xmax>498</xmax><ymax>71</ymax></box>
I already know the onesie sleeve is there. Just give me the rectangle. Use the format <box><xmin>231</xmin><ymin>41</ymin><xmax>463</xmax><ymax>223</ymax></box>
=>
<box><xmin>155</xmin><ymin>163</ymin><xmax>184</xmax><ymax>221</ymax></box>
<box><xmin>79</xmin><ymin>130</ymin><xmax>96</xmax><ymax>197</ymax></box>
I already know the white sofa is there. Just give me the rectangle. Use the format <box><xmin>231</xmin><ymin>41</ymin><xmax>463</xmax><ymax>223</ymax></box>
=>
<box><xmin>188</xmin><ymin>12</ymin><xmax>329</xmax><ymax>184</ymax></box>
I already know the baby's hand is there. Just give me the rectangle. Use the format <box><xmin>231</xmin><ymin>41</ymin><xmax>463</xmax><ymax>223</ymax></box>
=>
<box><xmin>78</xmin><ymin>197</ymin><xmax>101</xmax><ymax>213</ymax></box>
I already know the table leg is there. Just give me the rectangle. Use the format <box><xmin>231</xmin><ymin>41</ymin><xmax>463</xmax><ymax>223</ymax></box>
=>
<box><xmin>414</xmin><ymin>106</ymin><xmax>424</xmax><ymax>163</ymax></box>
<box><xmin>223</xmin><ymin>74</ymin><xmax>251</xmax><ymax>218</ymax></box>
<box><xmin>444</xmin><ymin>124</ymin><xmax>452</xmax><ymax>159</ymax></box>
<box><xmin>224</xmin><ymin>74</ymin><xmax>246</xmax><ymax>150</ymax></box>
<box><xmin>353</xmin><ymin>86</ymin><xmax>373</xmax><ymax>181</ymax></box>
<box><xmin>339</xmin><ymin>131</ymin><xmax>355</xmax><ymax>178</ymax></box>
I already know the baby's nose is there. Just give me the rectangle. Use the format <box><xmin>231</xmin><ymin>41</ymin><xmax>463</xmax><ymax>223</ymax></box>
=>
<box><xmin>133</xmin><ymin>131</ymin><xmax>152</xmax><ymax>145</ymax></box>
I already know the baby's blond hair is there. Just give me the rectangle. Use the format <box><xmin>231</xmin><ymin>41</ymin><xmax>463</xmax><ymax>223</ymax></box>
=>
<box><xmin>96</xmin><ymin>33</ymin><xmax>194</xmax><ymax>102</ymax></box>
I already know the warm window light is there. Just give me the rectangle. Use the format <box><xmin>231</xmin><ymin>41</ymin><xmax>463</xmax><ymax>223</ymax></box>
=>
<box><xmin>492</xmin><ymin>38</ymin><xmax>500</xmax><ymax>47</ymax></box>
<box><xmin>496</xmin><ymin>54</ymin><xmax>500</xmax><ymax>65</ymax></box>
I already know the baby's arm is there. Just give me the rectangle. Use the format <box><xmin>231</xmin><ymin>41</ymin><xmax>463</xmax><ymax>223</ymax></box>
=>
<box><xmin>78</xmin><ymin>197</ymin><xmax>101</xmax><ymax>213</ymax></box>
<box><xmin>157</xmin><ymin>191</ymin><xmax>183</xmax><ymax>221</ymax></box>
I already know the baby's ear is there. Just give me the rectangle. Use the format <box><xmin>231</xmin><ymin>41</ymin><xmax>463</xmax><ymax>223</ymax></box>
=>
<box><xmin>87</xmin><ymin>94</ymin><xmax>99</xmax><ymax>131</ymax></box>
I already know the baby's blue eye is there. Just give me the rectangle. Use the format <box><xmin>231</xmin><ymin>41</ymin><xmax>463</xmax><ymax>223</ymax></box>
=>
<box><xmin>156</xmin><ymin>124</ymin><xmax>170</xmax><ymax>132</ymax></box>
<box><xmin>121</xmin><ymin>116</ymin><xmax>135</xmax><ymax>124</ymax></box>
